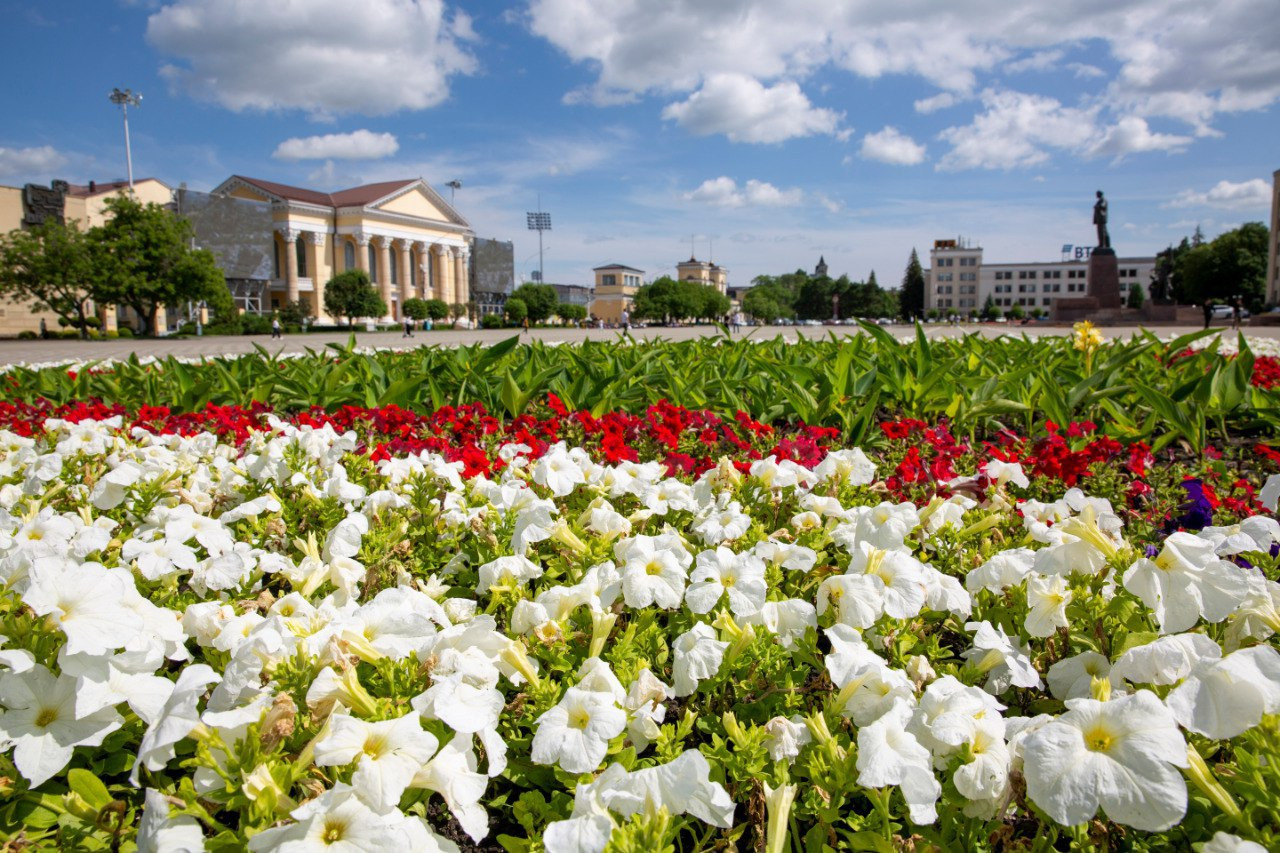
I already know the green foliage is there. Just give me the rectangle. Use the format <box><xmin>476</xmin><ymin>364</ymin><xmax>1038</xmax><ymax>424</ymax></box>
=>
<box><xmin>632</xmin><ymin>276</ymin><xmax>727</xmax><ymax>322</ymax></box>
<box><xmin>1007</xmin><ymin>303</ymin><xmax>1025</xmax><ymax>320</ymax></box>
<box><xmin>980</xmin><ymin>295</ymin><xmax>999</xmax><ymax>321</ymax></box>
<box><xmin>1</xmin><ymin>328</ymin><xmax>1269</xmax><ymax>452</ymax></box>
<box><xmin>505</xmin><ymin>297</ymin><xmax>528</xmax><ymax>324</ymax></box>
<box><xmin>1127</xmin><ymin>281</ymin><xmax>1146</xmax><ymax>309</ymax></box>
<box><xmin>511</xmin><ymin>283</ymin><xmax>558</xmax><ymax>322</ymax></box>
<box><xmin>277</xmin><ymin>300</ymin><xmax>311</xmax><ymax>329</ymax></box>
<box><xmin>558</xmin><ymin>303</ymin><xmax>587</xmax><ymax>323</ymax></box>
<box><xmin>1173</xmin><ymin>223</ymin><xmax>1269</xmax><ymax>310</ymax></box>
<box><xmin>480</xmin><ymin>313</ymin><xmax>505</xmax><ymax>329</ymax></box>
<box><xmin>899</xmin><ymin>248</ymin><xmax>926</xmax><ymax>321</ymax></box>
<box><xmin>401</xmin><ymin>298</ymin><xmax>429</xmax><ymax>320</ymax></box>
<box><xmin>423</xmin><ymin>298</ymin><xmax>450</xmax><ymax>321</ymax></box>
<box><xmin>0</xmin><ymin>218</ymin><xmax>96</xmax><ymax>336</ymax></box>
<box><xmin>85</xmin><ymin>196</ymin><xmax>228</xmax><ymax>337</ymax></box>
<box><xmin>323</xmin><ymin>270</ymin><xmax>386</xmax><ymax>326</ymax></box>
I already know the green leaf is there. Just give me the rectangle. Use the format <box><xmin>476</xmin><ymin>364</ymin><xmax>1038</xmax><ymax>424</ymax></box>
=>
<box><xmin>67</xmin><ymin>769</ymin><xmax>113</xmax><ymax>812</ymax></box>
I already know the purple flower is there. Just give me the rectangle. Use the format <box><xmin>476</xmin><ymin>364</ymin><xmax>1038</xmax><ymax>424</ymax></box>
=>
<box><xmin>1162</xmin><ymin>479</ymin><xmax>1213</xmax><ymax>534</ymax></box>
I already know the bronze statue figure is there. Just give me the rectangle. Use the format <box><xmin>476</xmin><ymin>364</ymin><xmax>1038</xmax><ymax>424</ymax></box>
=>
<box><xmin>1093</xmin><ymin>191</ymin><xmax>1110</xmax><ymax>250</ymax></box>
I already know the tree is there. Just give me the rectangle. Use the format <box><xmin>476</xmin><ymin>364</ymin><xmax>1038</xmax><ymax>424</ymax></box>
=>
<box><xmin>632</xmin><ymin>277</ymin><xmax>679</xmax><ymax>322</ymax></box>
<box><xmin>401</xmin><ymin>298</ymin><xmax>429</xmax><ymax>320</ymax></box>
<box><xmin>558</xmin><ymin>303</ymin><xmax>587</xmax><ymax>323</ymax></box>
<box><xmin>1126</xmin><ymin>282</ymin><xmax>1145</xmax><ymax>309</ymax></box>
<box><xmin>86</xmin><ymin>196</ymin><xmax>228</xmax><ymax>337</ymax></box>
<box><xmin>742</xmin><ymin>286</ymin><xmax>788</xmax><ymax>322</ymax></box>
<box><xmin>899</xmin><ymin>249</ymin><xmax>925</xmax><ymax>321</ymax></box>
<box><xmin>323</xmin><ymin>269</ymin><xmax>386</xmax><ymax>326</ymax></box>
<box><xmin>0</xmin><ymin>218</ymin><xmax>95</xmax><ymax>337</ymax></box>
<box><xmin>423</xmin><ymin>299</ymin><xmax>449</xmax><ymax>321</ymax></box>
<box><xmin>504</xmin><ymin>297</ymin><xmax>527</xmax><ymax>325</ymax></box>
<box><xmin>511</xmin><ymin>283</ymin><xmax>558</xmax><ymax>322</ymax></box>
<box><xmin>980</xmin><ymin>294</ymin><xmax>999</xmax><ymax>321</ymax></box>
<box><xmin>1173</xmin><ymin>223</ymin><xmax>1268</xmax><ymax>310</ymax></box>
<box><xmin>1007</xmin><ymin>303</ymin><xmax>1025</xmax><ymax>320</ymax></box>
<box><xmin>794</xmin><ymin>275</ymin><xmax>836</xmax><ymax>320</ymax></box>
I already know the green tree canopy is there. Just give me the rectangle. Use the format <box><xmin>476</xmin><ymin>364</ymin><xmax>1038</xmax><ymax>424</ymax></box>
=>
<box><xmin>511</xmin><ymin>283</ymin><xmax>558</xmax><ymax>322</ymax></box>
<box><xmin>0</xmin><ymin>218</ymin><xmax>95</xmax><ymax>336</ymax></box>
<box><xmin>323</xmin><ymin>269</ymin><xmax>386</xmax><ymax>326</ymax></box>
<box><xmin>899</xmin><ymin>249</ymin><xmax>925</xmax><ymax>321</ymax></box>
<box><xmin>504</xmin><ymin>297</ymin><xmax>527</xmax><ymax>324</ymax></box>
<box><xmin>401</xmin><ymin>298</ymin><xmax>429</xmax><ymax>320</ymax></box>
<box><xmin>423</xmin><ymin>298</ymin><xmax>450</xmax><ymax>321</ymax></box>
<box><xmin>558</xmin><ymin>303</ymin><xmax>587</xmax><ymax>323</ymax></box>
<box><xmin>86</xmin><ymin>196</ymin><xmax>228</xmax><ymax>336</ymax></box>
<box><xmin>1174</xmin><ymin>223</ymin><xmax>1268</xmax><ymax>310</ymax></box>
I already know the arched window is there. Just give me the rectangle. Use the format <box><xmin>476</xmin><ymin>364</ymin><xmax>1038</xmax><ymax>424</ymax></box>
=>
<box><xmin>344</xmin><ymin>240</ymin><xmax>356</xmax><ymax>271</ymax></box>
<box><xmin>273</xmin><ymin>240</ymin><xmax>281</xmax><ymax>279</ymax></box>
<box><xmin>295</xmin><ymin>234</ymin><xmax>308</xmax><ymax>278</ymax></box>
<box><xmin>389</xmin><ymin>249</ymin><xmax>398</xmax><ymax>285</ymax></box>
<box><xmin>368</xmin><ymin>243</ymin><xmax>378</xmax><ymax>280</ymax></box>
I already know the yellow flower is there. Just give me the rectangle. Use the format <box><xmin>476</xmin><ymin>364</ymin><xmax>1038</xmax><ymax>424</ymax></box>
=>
<box><xmin>1072</xmin><ymin>320</ymin><xmax>1104</xmax><ymax>352</ymax></box>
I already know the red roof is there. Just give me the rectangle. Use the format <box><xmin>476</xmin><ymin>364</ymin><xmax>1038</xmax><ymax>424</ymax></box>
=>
<box><xmin>232</xmin><ymin>176</ymin><xmax>419</xmax><ymax>209</ymax></box>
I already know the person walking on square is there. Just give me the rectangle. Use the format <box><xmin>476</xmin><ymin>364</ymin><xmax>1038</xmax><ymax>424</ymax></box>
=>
<box><xmin>621</xmin><ymin>308</ymin><xmax>630</xmax><ymax>333</ymax></box>
<box><xmin>402</xmin><ymin>316</ymin><xmax>413</xmax><ymax>338</ymax></box>
<box><xmin>1201</xmin><ymin>299</ymin><xmax>1213</xmax><ymax>330</ymax></box>
<box><xmin>271</xmin><ymin>314</ymin><xmax>282</xmax><ymax>339</ymax></box>
<box><xmin>522</xmin><ymin>315</ymin><xmax>529</xmax><ymax>335</ymax></box>
<box><xmin>1231</xmin><ymin>295</ymin><xmax>1243</xmax><ymax>330</ymax></box>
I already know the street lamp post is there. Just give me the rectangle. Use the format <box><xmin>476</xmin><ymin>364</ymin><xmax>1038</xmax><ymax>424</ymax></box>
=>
<box><xmin>445</xmin><ymin>179</ymin><xmax>462</xmax><ymax>206</ymax></box>
<box><xmin>108</xmin><ymin>88</ymin><xmax>142</xmax><ymax>190</ymax></box>
<box><xmin>526</xmin><ymin>208</ymin><xmax>551</xmax><ymax>285</ymax></box>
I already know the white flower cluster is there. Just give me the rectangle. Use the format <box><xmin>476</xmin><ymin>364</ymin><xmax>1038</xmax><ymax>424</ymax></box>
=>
<box><xmin>0</xmin><ymin>419</ymin><xmax>1277</xmax><ymax>849</ymax></box>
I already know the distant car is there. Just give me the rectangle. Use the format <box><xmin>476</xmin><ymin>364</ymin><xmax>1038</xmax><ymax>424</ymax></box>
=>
<box><xmin>876</xmin><ymin>317</ymin><xmax>894</xmax><ymax>326</ymax></box>
<box><xmin>1210</xmin><ymin>304</ymin><xmax>1249</xmax><ymax>320</ymax></box>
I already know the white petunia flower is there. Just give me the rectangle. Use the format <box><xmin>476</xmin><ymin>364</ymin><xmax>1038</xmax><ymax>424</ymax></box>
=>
<box><xmin>1111</xmin><ymin>633</ymin><xmax>1222</xmax><ymax>686</ymax></box>
<box><xmin>813</xmin><ymin>448</ymin><xmax>876</xmax><ymax>486</ymax></box>
<box><xmin>314</xmin><ymin>711</ymin><xmax>440</xmax><ymax>813</ymax></box>
<box><xmin>763</xmin><ymin>715</ymin><xmax>812</xmax><ymax>763</ymax></box>
<box><xmin>1022</xmin><ymin>690</ymin><xmax>1188</xmax><ymax>831</ymax></box>
<box><xmin>1047</xmin><ymin>651</ymin><xmax>1121</xmax><ymax>701</ymax></box>
<box><xmin>962</xmin><ymin>621</ymin><xmax>1042</xmax><ymax>694</ymax></box>
<box><xmin>476</xmin><ymin>554</ymin><xmax>544</xmax><ymax>593</ymax></box>
<box><xmin>966</xmin><ymin>548</ymin><xmax>1035</xmax><ymax>594</ymax></box>
<box><xmin>1024</xmin><ymin>574</ymin><xmax>1072</xmax><ymax>638</ymax></box>
<box><xmin>615</xmin><ymin>533</ymin><xmax>692</xmax><ymax>610</ymax></box>
<box><xmin>856</xmin><ymin>699</ymin><xmax>941</xmax><ymax>824</ymax></box>
<box><xmin>133</xmin><ymin>664</ymin><xmax>220</xmax><ymax>783</ymax></box>
<box><xmin>0</xmin><ymin>664</ymin><xmax>122</xmax><ymax>787</ymax></box>
<box><xmin>742</xmin><ymin>598</ymin><xmax>817</xmax><ymax>649</ymax></box>
<box><xmin>1165</xmin><ymin>645</ymin><xmax>1280</xmax><ymax>739</ymax></box>
<box><xmin>671</xmin><ymin>622</ymin><xmax>728</xmax><ymax>697</ymax></box>
<box><xmin>21</xmin><ymin>558</ymin><xmax>140</xmax><ymax>656</ymax></box>
<box><xmin>137</xmin><ymin>788</ymin><xmax>206</xmax><ymax>853</ymax></box>
<box><xmin>684</xmin><ymin>547</ymin><xmax>766</xmax><ymax>616</ymax></box>
<box><xmin>1123</xmin><ymin>532</ymin><xmax>1250</xmax><ymax>633</ymax></box>
<box><xmin>246</xmin><ymin>783</ymin><xmax>413</xmax><ymax>850</ymax></box>
<box><xmin>531</xmin><ymin>687</ymin><xmax>627</xmax><ymax>774</ymax></box>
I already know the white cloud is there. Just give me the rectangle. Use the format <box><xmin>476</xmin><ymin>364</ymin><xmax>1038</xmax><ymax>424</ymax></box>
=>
<box><xmin>526</xmin><ymin>0</ymin><xmax>1280</xmax><ymax>143</ymax></box>
<box><xmin>1005</xmin><ymin>49</ymin><xmax>1064</xmax><ymax>74</ymax></box>
<box><xmin>914</xmin><ymin>92</ymin><xmax>959</xmax><ymax>114</ymax></box>
<box><xmin>146</xmin><ymin>0</ymin><xmax>477</xmax><ymax>118</ymax></box>
<box><xmin>273</xmin><ymin>130</ymin><xmax>399</xmax><ymax>161</ymax></box>
<box><xmin>1170</xmin><ymin>178</ymin><xmax>1271</xmax><ymax>210</ymax></box>
<box><xmin>1084</xmin><ymin>116</ymin><xmax>1191</xmax><ymax>160</ymax></box>
<box><xmin>860</xmin><ymin>127</ymin><xmax>926</xmax><ymax>165</ymax></box>
<box><xmin>685</xmin><ymin>176</ymin><xmax>804</xmax><ymax>208</ymax></box>
<box><xmin>937</xmin><ymin>89</ymin><xmax>1190</xmax><ymax>170</ymax></box>
<box><xmin>0</xmin><ymin>145</ymin><xmax>67</xmax><ymax>180</ymax></box>
<box><xmin>661</xmin><ymin>74</ymin><xmax>844</xmax><ymax>143</ymax></box>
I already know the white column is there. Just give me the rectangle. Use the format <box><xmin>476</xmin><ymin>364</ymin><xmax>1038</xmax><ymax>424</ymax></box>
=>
<box><xmin>398</xmin><ymin>240</ymin><xmax>413</xmax><ymax>315</ymax></box>
<box><xmin>433</xmin><ymin>243</ymin><xmax>449</xmax><ymax>303</ymax></box>
<box><xmin>279</xmin><ymin>227</ymin><xmax>299</xmax><ymax>304</ymax></box>
<box><xmin>307</xmin><ymin>231</ymin><xmax>325</xmax><ymax>319</ymax></box>
<box><xmin>376</xmin><ymin>236</ymin><xmax>393</xmax><ymax>319</ymax></box>
<box><xmin>355</xmin><ymin>233</ymin><xmax>370</xmax><ymax>273</ymax></box>
<box><xmin>454</xmin><ymin>245</ymin><xmax>470</xmax><ymax>307</ymax></box>
<box><xmin>415</xmin><ymin>242</ymin><xmax>430</xmax><ymax>299</ymax></box>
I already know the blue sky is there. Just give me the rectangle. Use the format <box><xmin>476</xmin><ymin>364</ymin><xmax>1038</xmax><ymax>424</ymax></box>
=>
<box><xmin>2</xmin><ymin>0</ymin><xmax>1277</xmax><ymax>288</ymax></box>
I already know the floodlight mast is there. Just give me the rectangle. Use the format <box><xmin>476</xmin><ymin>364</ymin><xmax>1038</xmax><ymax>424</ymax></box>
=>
<box><xmin>108</xmin><ymin>88</ymin><xmax>142</xmax><ymax>190</ymax></box>
<box><xmin>445</xmin><ymin>179</ymin><xmax>462</xmax><ymax>206</ymax></box>
<box><xmin>526</xmin><ymin>208</ymin><xmax>551</xmax><ymax>285</ymax></box>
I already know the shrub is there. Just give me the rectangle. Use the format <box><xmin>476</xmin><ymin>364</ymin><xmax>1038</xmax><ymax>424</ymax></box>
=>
<box><xmin>505</xmin><ymin>297</ymin><xmax>528</xmax><ymax>325</ymax></box>
<box><xmin>116</xmin><ymin>326</ymin><xmax>134</xmax><ymax>338</ymax></box>
<box><xmin>480</xmin><ymin>313</ymin><xmax>504</xmax><ymax>329</ymax></box>
<box><xmin>16</xmin><ymin>330</ymin><xmax>36</xmax><ymax>340</ymax></box>
<box><xmin>240</xmin><ymin>314</ymin><xmax>272</xmax><ymax>335</ymax></box>
<box><xmin>402</xmin><ymin>298</ymin><xmax>429</xmax><ymax>320</ymax></box>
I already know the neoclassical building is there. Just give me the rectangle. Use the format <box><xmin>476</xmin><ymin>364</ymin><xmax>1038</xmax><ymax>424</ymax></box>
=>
<box><xmin>212</xmin><ymin>176</ymin><xmax>474</xmax><ymax>321</ymax></box>
<box><xmin>676</xmin><ymin>256</ymin><xmax>728</xmax><ymax>293</ymax></box>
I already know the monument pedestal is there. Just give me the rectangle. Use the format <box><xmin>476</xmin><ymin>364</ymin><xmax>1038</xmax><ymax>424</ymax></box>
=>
<box><xmin>1088</xmin><ymin>248</ymin><xmax>1122</xmax><ymax>309</ymax></box>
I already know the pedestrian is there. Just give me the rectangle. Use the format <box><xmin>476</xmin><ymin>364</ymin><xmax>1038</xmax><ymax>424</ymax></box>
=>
<box><xmin>1201</xmin><ymin>299</ymin><xmax>1213</xmax><ymax>330</ymax></box>
<box><xmin>39</xmin><ymin>318</ymin><xmax>47</xmax><ymax>340</ymax></box>
<box><xmin>621</xmin><ymin>308</ymin><xmax>630</xmax><ymax>333</ymax></box>
<box><xmin>402</xmin><ymin>316</ymin><xmax>414</xmax><ymax>338</ymax></box>
<box><xmin>1231</xmin><ymin>295</ymin><xmax>1243</xmax><ymax>330</ymax></box>
<box><xmin>522</xmin><ymin>315</ymin><xmax>529</xmax><ymax>335</ymax></box>
<box><xmin>271</xmin><ymin>314</ymin><xmax>282</xmax><ymax>339</ymax></box>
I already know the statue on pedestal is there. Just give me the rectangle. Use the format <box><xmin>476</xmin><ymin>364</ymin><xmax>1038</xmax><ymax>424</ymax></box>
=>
<box><xmin>1093</xmin><ymin>191</ymin><xmax>1110</xmax><ymax>251</ymax></box>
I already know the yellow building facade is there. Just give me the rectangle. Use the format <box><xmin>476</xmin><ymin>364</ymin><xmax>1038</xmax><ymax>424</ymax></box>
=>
<box><xmin>589</xmin><ymin>264</ymin><xmax>643</xmax><ymax>323</ymax></box>
<box><xmin>0</xmin><ymin>178</ymin><xmax>172</xmax><ymax>336</ymax></box>
<box><xmin>676</xmin><ymin>257</ymin><xmax>728</xmax><ymax>293</ymax></box>
<box><xmin>213</xmin><ymin>176</ymin><xmax>473</xmax><ymax>321</ymax></box>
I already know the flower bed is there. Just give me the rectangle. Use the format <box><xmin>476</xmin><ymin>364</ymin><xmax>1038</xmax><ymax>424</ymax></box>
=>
<box><xmin>0</xmin><ymin>408</ymin><xmax>1278</xmax><ymax>851</ymax></box>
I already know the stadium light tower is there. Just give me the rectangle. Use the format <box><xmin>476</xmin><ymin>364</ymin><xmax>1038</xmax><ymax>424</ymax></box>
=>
<box><xmin>108</xmin><ymin>88</ymin><xmax>142</xmax><ymax>190</ymax></box>
<box><xmin>445</xmin><ymin>179</ymin><xmax>462</xmax><ymax>206</ymax></box>
<box><xmin>526</xmin><ymin>206</ymin><xmax>551</xmax><ymax>284</ymax></box>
